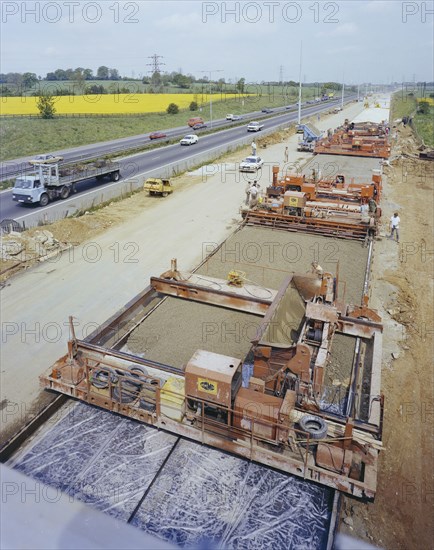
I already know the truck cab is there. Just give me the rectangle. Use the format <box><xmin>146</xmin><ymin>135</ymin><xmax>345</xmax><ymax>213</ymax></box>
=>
<box><xmin>12</xmin><ymin>164</ymin><xmax>60</xmax><ymax>205</ymax></box>
<box><xmin>12</xmin><ymin>176</ymin><xmax>42</xmax><ymax>204</ymax></box>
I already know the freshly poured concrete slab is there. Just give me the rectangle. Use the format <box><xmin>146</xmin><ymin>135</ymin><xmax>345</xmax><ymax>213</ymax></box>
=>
<box><xmin>198</xmin><ymin>226</ymin><xmax>369</xmax><ymax>306</ymax></box>
<box><xmin>126</xmin><ymin>297</ymin><xmax>260</xmax><ymax>369</ymax></box>
<box><xmin>303</xmin><ymin>154</ymin><xmax>382</xmax><ymax>182</ymax></box>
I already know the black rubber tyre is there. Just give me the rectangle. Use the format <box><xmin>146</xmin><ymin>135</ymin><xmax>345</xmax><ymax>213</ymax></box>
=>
<box><xmin>111</xmin><ymin>171</ymin><xmax>120</xmax><ymax>182</ymax></box>
<box><xmin>139</xmin><ymin>399</ymin><xmax>156</xmax><ymax>411</ymax></box>
<box><xmin>60</xmin><ymin>186</ymin><xmax>70</xmax><ymax>200</ymax></box>
<box><xmin>91</xmin><ymin>369</ymin><xmax>119</xmax><ymax>389</ymax></box>
<box><xmin>129</xmin><ymin>365</ymin><xmax>148</xmax><ymax>383</ymax></box>
<box><xmin>299</xmin><ymin>414</ymin><xmax>328</xmax><ymax>440</ymax></box>
<box><xmin>129</xmin><ymin>365</ymin><xmax>148</xmax><ymax>377</ymax></box>
<box><xmin>39</xmin><ymin>194</ymin><xmax>49</xmax><ymax>207</ymax></box>
<box><xmin>112</xmin><ymin>381</ymin><xmax>139</xmax><ymax>403</ymax></box>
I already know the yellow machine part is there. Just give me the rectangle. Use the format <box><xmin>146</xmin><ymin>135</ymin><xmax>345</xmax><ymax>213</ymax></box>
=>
<box><xmin>227</xmin><ymin>270</ymin><xmax>246</xmax><ymax>287</ymax></box>
<box><xmin>161</xmin><ymin>377</ymin><xmax>185</xmax><ymax>421</ymax></box>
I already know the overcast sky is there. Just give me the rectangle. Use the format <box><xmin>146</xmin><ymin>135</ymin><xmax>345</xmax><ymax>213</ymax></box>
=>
<box><xmin>1</xmin><ymin>0</ymin><xmax>433</xmax><ymax>84</ymax></box>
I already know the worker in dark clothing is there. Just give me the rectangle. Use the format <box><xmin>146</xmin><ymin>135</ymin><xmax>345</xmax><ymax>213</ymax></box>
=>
<box><xmin>368</xmin><ymin>198</ymin><xmax>377</xmax><ymax>214</ymax></box>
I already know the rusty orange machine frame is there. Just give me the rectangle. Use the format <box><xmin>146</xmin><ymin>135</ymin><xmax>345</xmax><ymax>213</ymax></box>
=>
<box><xmin>41</xmin><ymin>262</ymin><xmax>383</xmax><ymax>500</ymax></box>
<box><xmin>244</xmin><ymin>166</ymin><xmax>382</xmax><ymax>240</ymax></box>
<box><xmin>314</xmin><ymin>131</ymin><xmax>391</xmax><ymax>159</ymax></box>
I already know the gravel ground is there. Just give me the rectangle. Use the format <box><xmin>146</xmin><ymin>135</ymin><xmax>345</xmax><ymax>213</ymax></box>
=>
<box><xmin>127</xmin><ymin>297</ymin><xmax>259</xmax><ymax>368</ymax></box>
<box><xmin>197</xmin><ymin>226</ymin><xmax>368</xmax><ymax>305</ymax></box>
<box><xmin>321</xmin><ymin>333</ymin><xmax>357</xmax><ymax>415</ymax></box>
<box><xmin>302</xmin><ymin>154</ymin><xmax>382</xmax><ymax>182</ymax></box>
<box><xmin>326</xmin><ymin>334</ymin><xmax>356</xmax><ymax>387</ymax></box>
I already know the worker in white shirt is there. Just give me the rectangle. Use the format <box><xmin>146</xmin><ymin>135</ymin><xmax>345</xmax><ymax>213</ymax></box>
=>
<box><xmin>389</xmin><ymin>212</ymin><xmax>400</xmax><ymax>242</ymax></box>
<box><xmin>244</xmin><ymin>181</ymin><xmax>253</xmax><ymax>206</ymax></box>
<box><xmin>249</xmin><ymin>182</ymin><xmax>259</xmax><ymax>208</ymax></box>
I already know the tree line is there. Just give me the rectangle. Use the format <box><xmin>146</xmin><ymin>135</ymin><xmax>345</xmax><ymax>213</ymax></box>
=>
<box><xmin>0</xmin><ymin>67</ymin><xmax>335</xmax><ymax>96</ymax></box>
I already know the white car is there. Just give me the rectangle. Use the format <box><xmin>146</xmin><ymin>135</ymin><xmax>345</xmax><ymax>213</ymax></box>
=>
<box><xmin>226</xmin><ymin>114</ymin><xmax>234</xmax><ymax>120</ymax></box>
<box><xmin>180</xmin><ymin>134</ymin><xmax>199</xmax><ymax>146</ymax></box>
<box><xmin>239</xmin><ymin>155</ymin><xmax>264</xmax><ymax>172</ymax></box>
<box><xmin>247</xmin><ymin>121</ymin><xmax>263</xmax><ymax>132</ymax></box>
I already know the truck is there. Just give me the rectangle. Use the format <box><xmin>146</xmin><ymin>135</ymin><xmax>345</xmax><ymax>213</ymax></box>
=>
<box><xmin>247</xmin><ymin>121</ymin><xmax>263</xmax><ymax>132</ymax></box>
<box><xmin>143</xmin><ymin>178</ymin><xmax>174</xmax><ymax>197</ymax></box>
<box><xmin>296</xmin><ymin>124</ymin><xmax>323</xmax><ymax>152</ymax></box>
<box><xmin>12</xmin><ymin>159</ymin><xmax>121</xmax><ymax>206</ymax></box>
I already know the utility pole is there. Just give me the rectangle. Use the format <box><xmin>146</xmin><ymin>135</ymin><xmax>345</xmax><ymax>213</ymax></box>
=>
<box><xmin>279</xmin><ymin>65</ymin><xmax>283</xmax><ymax>85</ymax></box>
<box><xmin>147</xmin><ymin>54</ymin><xmax>165</xmax><ymax>75</ymax></box>
<box><xmin>297</xmin><ymin>41</ymin><xmax>302</xmax><ymax>125</ymax></box>
<box><xmin>200</xmin><ymin>70</ymin><xmax>223</xmax><ymax>128</ymax></box>
<box><xmin>341</xmin><ymin>73</ymin><xmax>345</xmax><ymax>109</ymax></box>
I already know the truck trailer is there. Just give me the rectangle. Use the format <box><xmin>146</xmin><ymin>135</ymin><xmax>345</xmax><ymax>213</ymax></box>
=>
<box><xmin>12</xmin><ymin>159</ymin><xmax>121</xmax><ymax>206</ymax></box>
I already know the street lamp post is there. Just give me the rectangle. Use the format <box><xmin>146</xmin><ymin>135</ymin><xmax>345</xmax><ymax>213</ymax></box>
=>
<box><xmin>201</xmin><ymin>70</ymin><xmax>223</xmax><ymax>128</ymax></box>
<box><xmin>297</xmin><ymin>42</ymin><xmax>302</xmax><ymax>125</ymax></box>
<box><xmin>341</xmin><ymin>72</ymin><xmax>345</xmax><ymax>109</ymax></box>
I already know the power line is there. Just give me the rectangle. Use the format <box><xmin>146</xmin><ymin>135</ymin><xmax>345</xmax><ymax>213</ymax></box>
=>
<box><xmin>147</xmin><ymin>54</ymin><xmax>165</xmax><ymax>74</ymax></box>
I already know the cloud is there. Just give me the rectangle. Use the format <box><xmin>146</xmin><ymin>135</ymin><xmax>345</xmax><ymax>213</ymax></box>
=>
<box><xmin>363</xmin><ymin>1</ymin><xmax>395</xmax><ymax>13</ymax></box>
<box><xmin>155</xmin><ymin>12</ymin><xmax>202</xmax><ymax>31</ymax></box>
<box><xmin>317</xmin><ymin>22</ymin><xmax>357</xmax><ymax>38</ymax></box>
<box><xmin>325</xmin><ymin>45</ymin><xmax>359</xmax><ymax>55</ymax></box>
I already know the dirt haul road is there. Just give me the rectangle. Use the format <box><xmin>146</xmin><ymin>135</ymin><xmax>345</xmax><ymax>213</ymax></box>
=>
<box><xmin>339</xmin><ymin>125</ymin><xmax>434</xmax><ymax>550</ymax></box>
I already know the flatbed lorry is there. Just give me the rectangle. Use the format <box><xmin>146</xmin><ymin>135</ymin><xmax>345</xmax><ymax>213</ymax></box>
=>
<box><xmin>12</xmin><ymin>159</ymin><xmax>121</xmax><ymax>206</ymax></box>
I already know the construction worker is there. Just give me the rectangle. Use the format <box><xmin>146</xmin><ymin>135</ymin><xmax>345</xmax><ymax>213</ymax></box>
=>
<box><xmin>244</xmin><ymin>181</ymin><xmax>253</xmax><ymax>206</ymax></box>
<box><xmin>249</xmin><ymin>182</ymin><xmax>259</xmax><ymax>208</ymax></box>
<box><xmin>284</xmin><ymin>146</ymin><xmax>289</xmax><ymax>163</ymax></box>
<box><xmin>311</xmin><ymin>261</ymin><xmax>324</xmax><ymax>277</ymax></box>
<box><xmin>368</xmin><ymin>198</ymin><xmax>377</xmax><ymax>214</ymax></box>
<box><xmin>389</xmin><ymin>212</ymin><xmax>400</xmax><ymax>242</ymax></box>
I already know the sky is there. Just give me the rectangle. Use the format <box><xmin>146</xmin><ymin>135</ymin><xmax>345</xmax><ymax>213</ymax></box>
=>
<box><xmin>1</xmin><ymin>0</ymin><xmax>433</xmax><ymax>84</ymax></box>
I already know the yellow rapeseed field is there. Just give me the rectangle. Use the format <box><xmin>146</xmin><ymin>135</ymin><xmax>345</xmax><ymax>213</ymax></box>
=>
<box><xmin>0</xmin><ymin>93</ymin><xmax>242</xmax><ymax>115</ymax></box>
<box><xmin>418</xmin><ymin>98</ymin><xmax>434</xmax><ymax>105</ymax></box>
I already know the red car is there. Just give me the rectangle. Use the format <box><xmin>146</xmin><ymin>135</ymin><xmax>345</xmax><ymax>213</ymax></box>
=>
<box><xmin>149</xmin><ymin>131</ymin><xmax>167</xmax><ymax>140</ymax></box>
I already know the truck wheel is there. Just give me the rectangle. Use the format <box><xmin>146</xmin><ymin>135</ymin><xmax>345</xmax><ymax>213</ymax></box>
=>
<box><xmin>60</xmin><ymin>186</ymin><xmax>70</xmax><ymax>199</ymax></box>
<box><xmin>39</xmin><ymin>194</ymin><xmax>49</xmax><ymax>207</ymax></box>
<box><xmin>162</xmin><ymin>192</ymin><xmax>168</xmax><ymax>197</ymax></box>
<box><xmin>111</xmin><ymin>171</ymin><xmax>120</xmax><ymax>182</ymax></box>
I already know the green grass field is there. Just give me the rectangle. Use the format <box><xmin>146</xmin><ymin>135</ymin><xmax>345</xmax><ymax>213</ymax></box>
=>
<box><xmin>390</xmin><ymin>92</ymin><xmax>418</xmax><ymax>119</ymax></box>
<box><xmin>391</xmin><ymin>92</ymin><xmax>434</xmax><ymax>147</ymax></box>
<box><xmin>413</xmin><ymin>107</ymin><xmax>434</xmax><ymax>147</ymax></box>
